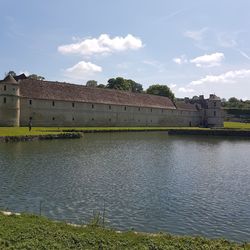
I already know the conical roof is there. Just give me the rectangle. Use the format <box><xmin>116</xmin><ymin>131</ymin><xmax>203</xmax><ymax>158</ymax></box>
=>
<box><xmin>3</xmin><ymin>75</ymin><xmax>18</xmax><ymax>84</ymax></box>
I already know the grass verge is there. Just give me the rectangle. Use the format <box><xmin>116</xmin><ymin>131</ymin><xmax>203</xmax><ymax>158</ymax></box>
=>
<box><xmin>0</xmin><ymin>213</ymin><xmax>249</xmax><ymax>250</ymax></box>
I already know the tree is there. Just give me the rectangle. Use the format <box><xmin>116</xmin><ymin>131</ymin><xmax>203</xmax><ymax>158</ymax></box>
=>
<box><xmin>106</xmin><ymin>77</ymin><xmax>143</xmax><ymax>92</ymax></box>
<box><xmin>5</xmin><ymin>70</ymin><xmax>16</xmax><ymax>77</ymax></box>
<box><xmin>127</xmin><ymin>79</ymin><xmax>143</xmax><ymax>93</ymax></box>
<box><xmin>28</xmin><ymin>74</ymin><xmax>45</xmax><ymax>80</ymax></box>
<box><xmin>86</xmin><ymin>80</ymin><xmax>98</xmax><ymax>87</ymax></box>
<box><xmin>97</xmin><ymin>84</ymin><xmax>106</xmax><ymax>88</ymax></box>
<box><xmin>146</xmin><ymin>84</ymin><xmax>175</xmax><ymax>100</ymax></box>
<box><xmin>106</xmin><ymin>77</ymin><xmax>131</xmax><ymax>91</ymax></box>
<box><xmin>228</xmin><ymin>97</ymin><xmax>239</xmax><ymax>103</ymax></box>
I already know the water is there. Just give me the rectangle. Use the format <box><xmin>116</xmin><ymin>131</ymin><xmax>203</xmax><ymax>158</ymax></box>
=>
<box><xmin>0</xmin><ymin>132</ymin><xmax>249</xmax><ymax>242</ymax></box>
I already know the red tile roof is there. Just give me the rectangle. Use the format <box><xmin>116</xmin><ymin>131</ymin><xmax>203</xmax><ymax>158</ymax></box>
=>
<box><xmin>19</xmin><ymin>79</ymin><xmax>176</xmax><ymax>109</ymax></box>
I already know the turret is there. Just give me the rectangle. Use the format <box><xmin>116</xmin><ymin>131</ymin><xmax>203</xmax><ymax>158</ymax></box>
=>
<box><xmin>0</xmin><ymin>75</ymin><xmax>20</xmax><ymax>126</ymax></box>
<box><xmin>205</xmin><ymin>94</ymin><xmax>224</xmax><ymax>127</ymax></box>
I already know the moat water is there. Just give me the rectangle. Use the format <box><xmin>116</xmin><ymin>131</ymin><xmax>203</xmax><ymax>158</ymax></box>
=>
<box><xmin>0</xmin><ymin>132</ymin><xmax>249</xmax><ymax>242</ymax></box>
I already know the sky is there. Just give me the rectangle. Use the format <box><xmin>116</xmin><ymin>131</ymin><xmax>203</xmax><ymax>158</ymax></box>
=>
<box><xmin>1</xmin><ymin>0</ymin><xmax>250</xmax><ymax>99</ymax></box>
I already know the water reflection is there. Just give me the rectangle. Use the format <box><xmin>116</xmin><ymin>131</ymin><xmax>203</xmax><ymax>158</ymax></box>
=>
<box><xmin>0</xmin><ymin>132</ymin><xmax>250</xmax><ymax>242</ymax></box>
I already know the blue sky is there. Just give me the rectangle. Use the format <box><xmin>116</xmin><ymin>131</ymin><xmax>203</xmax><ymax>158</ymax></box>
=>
<box><xmin>1</xmin><ymin>0</ymin><xmax>250</xmax><ymax>99</ymax></box>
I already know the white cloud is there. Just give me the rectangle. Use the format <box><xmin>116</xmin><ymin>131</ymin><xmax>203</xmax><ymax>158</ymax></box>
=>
<box><xmin>190</xmin><ymin>69</ymin><xmax>250</xmax><ymax>86</ymax></box>
<box><xmin>58</xmin><ymin>34</ymin><xmax>143</xmax><ymax>56</ymax></box>
<box><xmin>178</xmin><ymin>87</ymin><xmax>195</xmax><ymax>93</ymax></box>
<box><xmin>173</xmin><ymin>55</ymin><xmax>188</xmax><ymax>65</ymax></box>
<box><xmin>190</xmin><ymin>52</ymin><xmax>224</xmax><ymax>67</ymax></box>
<box><xmin>64</xmin><ymin>61</ymin><xmax>102</xmax><ymax>79</ymax></box>
<box><xmin>238</xmin><ymin>49</ymin><xmax>250</xmax><ymax>60</ymax></box>
<box><xmin>184</xmin><ymin>28</ymin><xmax>208</xmax><ymax>41</ymax></box>
<box><xmin>169</xmin><ymin>83</ymin><xmax>177</xmax><ymax>89</ymax></box>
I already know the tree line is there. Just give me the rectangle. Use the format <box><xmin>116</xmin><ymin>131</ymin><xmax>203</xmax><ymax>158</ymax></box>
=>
<box><xmin>86</xmin><ymin>77</ymin><xmax>175</xmax><ymax>101</ymax></box>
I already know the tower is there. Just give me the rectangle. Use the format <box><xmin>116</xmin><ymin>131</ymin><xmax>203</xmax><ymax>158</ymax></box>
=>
<box><xmin>205</xmin><ymin>94</ymin><xmax>224</xmax><ymax>127</ymax></box>
<box><xmin>0</xmin><ymin>75</ymin><xmax>20</xmax><ymax>126</ymax></box>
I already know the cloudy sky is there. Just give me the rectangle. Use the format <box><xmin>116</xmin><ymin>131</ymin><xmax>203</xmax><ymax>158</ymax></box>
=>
<box><xmin>1</xmin><ymin>0</ymin><xmax>250</xmax><ymax>99</ymax></box>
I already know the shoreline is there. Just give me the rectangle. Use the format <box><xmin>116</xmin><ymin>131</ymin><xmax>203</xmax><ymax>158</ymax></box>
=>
<box><xmin>0</xmin><ymin>211</ymin><xmax>249</xmax><ymax>249</ymax></box>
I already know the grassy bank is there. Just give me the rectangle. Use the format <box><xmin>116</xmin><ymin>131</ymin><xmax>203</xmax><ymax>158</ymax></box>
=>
<box><xmin>0</xmin><ymin>213</ymin><xmax>249</xmax><ymax>250</ymax></box>
<box><xmin>0</xmin><ymin>122</ymin><xmax>249</xmax><ymax>137</ymax></box>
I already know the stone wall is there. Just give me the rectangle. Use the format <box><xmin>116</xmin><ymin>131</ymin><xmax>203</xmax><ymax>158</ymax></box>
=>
<box><xmin>20</xmin><ymin>97</ymin><xmax>201</xmax><ymax>127</ymax></box>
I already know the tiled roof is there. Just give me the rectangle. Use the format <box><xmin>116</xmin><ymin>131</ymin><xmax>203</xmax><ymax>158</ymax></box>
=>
<box><xmin>19</xmin><ymin>79</ymin><xmax>176</xmax><ymax>109</ymax></box>
<box><xmin>175</xmin><ymin>101</ymin><xmax>198</xmax><ymax>111</ymax></box>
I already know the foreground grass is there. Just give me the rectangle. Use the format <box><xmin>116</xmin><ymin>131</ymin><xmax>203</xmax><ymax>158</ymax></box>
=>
<box><xmin>0</xmin><ymin>213</ymin><xmax>249</xmax><ymax>250</ymax></box>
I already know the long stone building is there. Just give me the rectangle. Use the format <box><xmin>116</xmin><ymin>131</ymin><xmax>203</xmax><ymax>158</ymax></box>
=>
<box><xmin>0</xmin><ymin>75</ymin><xmax>224</xmax><ymax>127</ymax></box>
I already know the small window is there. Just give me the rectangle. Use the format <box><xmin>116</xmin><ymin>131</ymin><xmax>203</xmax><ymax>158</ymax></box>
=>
<box><xmin>52</xmin><ymin>117</ymin><xmax>55</xmax><ymax>120</ymax></box>
<box><xmin>161</xmin><ymin>109</ymin><xmax>163</xmax><ymax>113</ymax></box>
<box><xmin>109</xmin><ymin>105</ymin><xmax>111</xmax><ymax>110</ymax></box>
<box><xmin>72</xmin><ymin>117</ymin><xmax>75</xmax><ymax>121</ymax></box>
<box><xmin>151</xmin><ymin>120</ymin><xmax>152</xmax><ymax>123</ymax></box>
<box><xmin>214</xmin><ymin>102</ymin><xmax>216</xmax><ymax>107</ymax></box>
<box><xmin>92</xmin><ymin>104</ymin><xmax>94</xmax><ymax>109</ymax></box>
<box><xmin>29</xmin><ymin>100</ymin><xmax>32</xmax><ymax>105</ymax></box>
<box><xmin>124</xmin><ymin>106</ymin><xmax>127</xmax><ymax>111</ymax></box>
<box><xmin>151</xmin><ymin>108</ymin><xmax>152</xmax><ymax>112</ymax></box>
<box><xmin>3</xmin><ymin>97</ymin><xmax>6</xmax><ymax>103</ymax></box>
<box><xmin>4</xmin><ymin>85</ymin><xmax>6</xmax><ymax>91</ymax></box>
<box><xmin>214</xmin><ymin>111</ymin><xmax>216</xmax><ymax>117</ymax></box>
<box><xmin>52</xmin><ymin>101</ymin><xmax>55</xmax><ymax>106</ymax></box>
<box><xmin>109</xmin><ymin>118</ymin><xmax>111</xmax><ymax>122</ymax></box>
<box><xmin>138</xmin><ymin>107</ymin><xmax>140</xmax><ymax>111</ymax></box>
<box><xmin>92</xmin><ymin>118</ymin><xmax>94</xmax><ymax>121</ymax></box>
<box><xmin>29</xmin><ymin>116</ymin><xmax>32</xmax><ymax>120</ymax></box>
<box><xmin>72</xmin><ymin>103</ymin><xmax>75</xmax><ymax>108</ymax></box>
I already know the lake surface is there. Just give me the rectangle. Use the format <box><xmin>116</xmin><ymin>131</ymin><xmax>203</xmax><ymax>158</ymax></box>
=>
<box><xmin>0</xmin><ymin>132</ymin><xmax>249</xmax><ymax>242</ymax></box>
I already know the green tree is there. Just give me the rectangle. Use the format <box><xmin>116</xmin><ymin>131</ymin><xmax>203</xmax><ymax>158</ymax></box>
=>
<box><xmin>146</xmin><ymin>84</ymin><xmax>175</xmax><ymax>100</ymax></box>
<box><xmin>106</xmin><ymin>77</ymin><xmax>131</xmax><ymax>91</ymax></box>
<box><xmin>97</xmin><ymin>84</ymin><xmax>106</xmax><ymax>88</ymax></box>
<box><xmin>127</xmin><ymin>79</ymin><xmax>143</xmax><ymax>93</ymax></box>
<box><xmin>28</xmin><ymin>74</ymin><xmax>45</xmax><ymax>80</ymax></box>
<box><xmin>86</xmin><ymin>80</ymin><xmax>98</xmax><ymax>87</ymax></box>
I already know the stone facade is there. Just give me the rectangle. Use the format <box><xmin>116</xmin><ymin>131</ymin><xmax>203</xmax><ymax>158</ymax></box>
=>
<box><xmin>0</xmin><ymin>75</ymin><xmax>224</xmax><ymax>127</ymax></box>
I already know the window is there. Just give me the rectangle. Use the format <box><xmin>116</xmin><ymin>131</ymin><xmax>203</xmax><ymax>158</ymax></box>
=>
<box><xmin>161</xmin><ymin>109</ymin><xmax>163</xmax><ymax>113</ymax></box>
<box><xmin>214</xmin><ymin>111</ymin><xmax>216</xmax><ymax>117</ymax></box>
<box><xmin>92</xmin><ymin>104</ymin><xmax>94</xmax><ymax>109</ymax></box>
<box><xmin>29</xmin><ymin>100</ymin><xmax>32</xmax><ymax>105</ymax></box>
<box><xmin>138</xmin><ymin>107</ymin><xmax>140</xmax><ymax>111</ymax></box>
<box><xmin>92</xmin><ymin>118</ymin><xmax>94</xmax><ymax>121</ymax></box>
<box><xmin>72</xmin><ymin>117</ymin><xmax>75</xmax><ymax>121</ymax></box>
<box><xmin>109</xmin><ymin>118</ymin><xmax>111</xmax><ymax>122</ymax></box>
<box><xmin>151</xmin><ymin>108</ymin><xmax>152</xmax><ymax>112</ymax></box>
<box><xmin>4</xmin><ymin>85</ymin><xmax>6</xmax><ymax>91</ymax></box>
<box><xmin>52</xmin><ymin>117</ymin><xmax>55</xmax><ymax>120</ymax></box>
<box><xmin>3</xmin><ymin>97</ymin><xmax>6</xmax><ymax>104</ymax></box>
<box><xmin>214</xmin><ymin>102</ymin><xmax>216</xmax><ymax>107</ymax></box>
<box><xmin>109</xmin><ymin>105</ymin><xmax>111</xmax><ymax>110</ymax></box>
<box><xmin>52</xmin><ymin>101</ymin><xmax>55</xmax><ymax>106</ymax></box>
<box><xmin>72</xmin><ymin>103</ymin><xmax>75</xmax><ymax>108</ymax></box>
<box><xmin>124</xmin><ymin>106</ymin><xmax>127</xmax><ymax>111</ymax></box>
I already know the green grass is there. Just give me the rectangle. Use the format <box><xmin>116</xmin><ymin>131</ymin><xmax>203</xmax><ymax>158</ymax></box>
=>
<box><xmin>0</xmin><ymin>122</ymin><xmax>250</xmax><ymax>137</ymax></box>
<box><xmin>224</xmin><ymin>122</ymin><xmax>250</xmax><ymax>129</ymax></box>
<box><xmin>0</xmin><ymin>213</ymin><xmax>249</xmax><ymax>250</ymax></box>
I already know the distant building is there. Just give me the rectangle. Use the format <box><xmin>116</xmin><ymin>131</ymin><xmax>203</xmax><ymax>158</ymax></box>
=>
<box><xmin>0</xmin><ymin>75</ymin><xmax>224</xmax><ymax>127</ymax></box>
